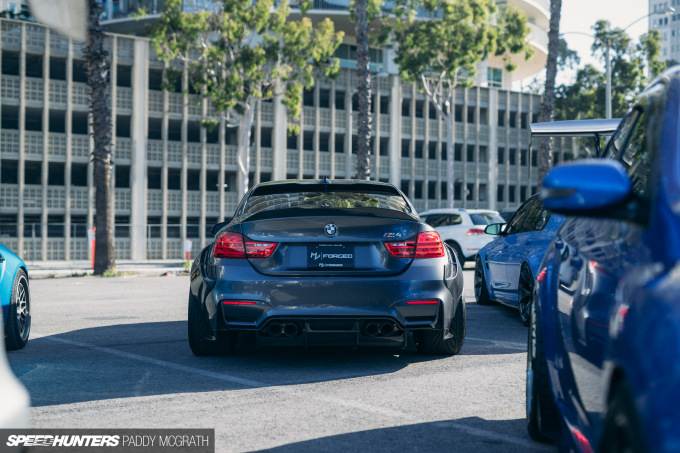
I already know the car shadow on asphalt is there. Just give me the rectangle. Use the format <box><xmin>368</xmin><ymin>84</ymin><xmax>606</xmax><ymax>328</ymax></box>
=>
<box><xmin>250</xmin><ymin>417</ymin><xmax>554</xmax><ymax>453</ymax></box>
<box><xmin>8</xmin><ymin>320</ymin><xmax>525</xmax><ymax>408</ymax></box>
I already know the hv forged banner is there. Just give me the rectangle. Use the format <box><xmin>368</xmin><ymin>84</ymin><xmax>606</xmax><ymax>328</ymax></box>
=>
<box><xmin>0</xmin><ymin>429</ymin><xmax>214</xmax><ymax>452</ymax></box>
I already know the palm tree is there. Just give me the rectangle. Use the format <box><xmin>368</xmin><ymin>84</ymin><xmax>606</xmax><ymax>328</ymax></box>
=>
<box><xmin>85</xmin><ymin>0</ymin><xmax>115</xmax><ymax>274</ymax></box>
<box><xmin>537</xmin><ymin>0</ymin><xmax>562</xmax><ymax>185</ymax></box>
<box><xmin>354</xmin><ymin>0</ymin><xmax>372</xmax><ymax>180</ymax></box>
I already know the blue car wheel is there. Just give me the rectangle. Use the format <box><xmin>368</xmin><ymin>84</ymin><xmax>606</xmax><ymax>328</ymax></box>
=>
<box><xmin>474</xmin><ymin>257</ymin><xmax>492</xmax><ymax>306</ymax></box>
<box><xmin>526</xmin><ymin>299</ymin><xmax>559</xmax><ymax>442</ymax></box>
<box><xmin>600</xmin><ymin>381</ymin><xmax>647</xmax><ymax>453</ymax></box>
<box><xmin>518</xmin><ymin>265</ymin><xmax>533</xmax><ymax>327</ymax></box>
<box><xmin>5</xmin><ymin>269</ymin><xmax>30</xmax><ymax>351</ymax></box>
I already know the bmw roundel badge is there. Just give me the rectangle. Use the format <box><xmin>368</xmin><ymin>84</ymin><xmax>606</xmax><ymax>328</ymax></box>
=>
<box><xmin>324</xmin><ymin>223</ymin><xmax>338</xmax><ymax>237</ymax></box>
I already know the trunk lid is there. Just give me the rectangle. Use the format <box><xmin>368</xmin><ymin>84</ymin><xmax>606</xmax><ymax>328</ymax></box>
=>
<box><xmin>241</xmin><ymin>216</ymin><xmax>420</xmax><ymax>276</ymax></box>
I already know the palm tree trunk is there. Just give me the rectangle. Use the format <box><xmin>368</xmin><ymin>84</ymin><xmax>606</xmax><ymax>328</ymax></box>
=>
<box><xmin>86</xmin><ymin>0</ymin><xmax>115</xmax><ymax>274</ymax></box>
<box><xmin>355</xmin><ymin>0</ymin><xmax>371</xmax><ymax>180</ymax></box>
<box><xmin>537</xmin><ymin>0</ymin><xmax>562</xmax><ymax>185</ymax></box>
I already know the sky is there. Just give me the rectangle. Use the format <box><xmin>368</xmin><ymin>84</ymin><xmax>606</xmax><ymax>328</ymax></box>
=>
<box><xmin>557</xmin><ymin>0</ymin><xmax>650</xmax><ymax>82</ymax></box>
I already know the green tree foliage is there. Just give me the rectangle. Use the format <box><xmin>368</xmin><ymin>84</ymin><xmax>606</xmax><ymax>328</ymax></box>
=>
<box><xmin>380</xmin><ymin>0</ymin><xmax>532</xmax><ymax>207</ymax></box>
<box><xmin>151</xmin><ymin>0</ymin><xmax>343</xmax><ymax>198</ymax></box>
<box><xmin>555</xmin><ymin>22</ymin><xmax>665</xmax><ymax>121</ymax></box>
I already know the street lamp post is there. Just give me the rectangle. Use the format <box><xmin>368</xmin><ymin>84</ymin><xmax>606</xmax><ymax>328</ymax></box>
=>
<box><xmin>564</xmin><ymin>7</ymin><xmax>674</xmax><ymax>119</ymax></box>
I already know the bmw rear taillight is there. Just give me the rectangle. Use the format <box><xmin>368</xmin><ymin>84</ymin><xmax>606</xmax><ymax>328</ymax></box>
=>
<box><xmin>385</xmin><ymin>231</ymin><xmax>445</xmax><ymax>259</ymax></box>
<box><xmin>466</xmin><ymin>228</ymin><xmax>485</xmax><ymax>235</ymax></box>
<box><xmin>214</xmin><ymin>232</ymin><xmax>246</xmax><ymax>258</ymax></box>
<box><xmin>414</xmin><ymin>231</ymin><xmax>445</xmax><ymax>258</ymax></box>
<box><xmin>245</xmin><ymin>240</ymin><xmax>277</xmax><ymax>258</ymax></box>
<box><xmin>384</xmin><ymin>239</ymin><xmax>416</xmax><ymax>258</ymax></box>
<box><xmin>213</xmin><ymin>232</ymin><xmax>277</xmax><ymax>258</ymax></box>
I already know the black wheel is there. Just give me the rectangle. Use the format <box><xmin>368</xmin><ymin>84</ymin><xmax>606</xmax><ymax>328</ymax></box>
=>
<box><xmin>526</xmin><ymin>297</ymin><xmax>559</xmax><ymax>443</ymax></box>
<box><xmin>414</xmin><ymin>296</ymin><xmax>465</xmax><ymax>355</ymax></box>
<box><xmin>5</xmin><ymin>269</ymin><xmax>30</xmax><ymax>351</ymax></box>
<box><xmin>474</xmin><ymin>257</ymin><xmax>492</xmax><ymax>305</ymax></box>
<box><xmin>601</xmin><ymin>381</ymin><xmax>647</xmax><ymax>453</ymax></box>
<box><xmin>518</xmin><ymin>265</ymin><xmax>534</xmax><ymax>327</ymax></box>
<box><xmin>187</xmin><ymin>293</ymin><xmax>234</xmax><ymax>356</ymax></box>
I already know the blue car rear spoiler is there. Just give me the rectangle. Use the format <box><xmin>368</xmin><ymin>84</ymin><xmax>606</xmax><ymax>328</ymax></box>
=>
<box><xmin>530</xmin><ymin>118</ymin><xmax>622</xmax><ymax>157</ymax></box>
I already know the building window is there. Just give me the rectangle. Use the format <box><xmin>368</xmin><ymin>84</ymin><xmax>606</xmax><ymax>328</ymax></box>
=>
<box><xmin>454</xmin><ymin>182</ymin><xmax>462</xmax><ymax>200</ymax></box>
<box><xmin>147</xmin><ymin>167</ymin><xmax>161</xmax><ymax>189</ymax></box>
<box><xmin>414</xmin><ymin>181</ymin><xmax>423</xmax><ymax>199</ymax></box>
<box><xmin>428</xmin><ymin>181</ymin><xmax>436</xmax><ymax>199</ymax></box>
<box><xmin>72</xmin><ymin>164</ymin><xmax>88</xmax><ymax>187</ymax></box>
<box><xmin>487</xmin><ymin>67</ymin><xmax>503</xmax><ymax>88</ymax></box>
<box><xmin>467</xmin><ymin>145</ymin><xmax>474</xmax><ymax>162</ymax></box>
<box><xmin>167</xmin><ymin>168</ymin><xmax>181</xmax><ymax>190</ymax></box>
<box><xmin>167</xmin><ymin>217</ymin><xmax>181</xmax><ymax>239</ymax></box>
<box><xmin>498</xmin><ymin>184</ymin><xmax>505</xmax><ymax>202</ymax></box>
<box><xmin>48</xmin><ymin>162</ymin><xmax>65</xmax><ymax>186</ymax></box>
<box><xmin>24</xmin><ymin>161</ymin><xmax>42</xmax><ymax>185</ymax></box>
<box><xmin>115</xmin><ymin>216</ymin><xmax>130</xmax><ymax>238</ymax></box>
<box><xmin>1</xmin><ymin>160</ymin><xmax>18</xmax><ymax>184</ymax></box>
<box><xmin>187</xmin><ymin>169</ymin><xmax>200</xmax><ymax>190</ymax></box>
<box><xmin>498</xmin><ymin>109</ymin><xmax>506</xmax><ymax>127</ymax></box>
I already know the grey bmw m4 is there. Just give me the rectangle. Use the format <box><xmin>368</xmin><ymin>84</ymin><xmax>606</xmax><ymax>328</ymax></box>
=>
<box><xmin>188</xmin><ymin>179</ymin><xmax>465</xmax><ymax>356</ymax></box>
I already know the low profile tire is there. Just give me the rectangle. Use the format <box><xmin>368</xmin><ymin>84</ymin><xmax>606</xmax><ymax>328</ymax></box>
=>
<box><xmin>600</xmin><ymin>381</ymin><xmax>647</xmax><ymax>453</ymax></box>
<box><xmin>518</xmin><ymin>265</ymin><xmax>534</xmax><ymax>327</ymax></box>
<box><xmin>5</xmin><ymin>269</ymin><xmax>30</xmax><ymax>351</ymax></box>
<box><xmin>474</xmin><ymin>257</ymin><xmax>493</xmax><ymax>306</ymax></box>
<box><xmin>187</xmin><ymin>293</ymin><xmax>234</xmax><ymax>356</ymax></box>
<box><xmin>414</xmin><ymin>296</ymin><xmax>465</xmax><ymax>356</ymax></box>
<box><xmin>526</xmin><ymin>298</ymin><xmax>559</xmax><ymax>443</ymax></box>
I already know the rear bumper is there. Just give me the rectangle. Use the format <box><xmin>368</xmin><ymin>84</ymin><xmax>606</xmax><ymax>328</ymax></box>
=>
<box><xmin>203</xmin><ymin>256</ymin><xmax>462</xmax><ymax>345</ymax></box>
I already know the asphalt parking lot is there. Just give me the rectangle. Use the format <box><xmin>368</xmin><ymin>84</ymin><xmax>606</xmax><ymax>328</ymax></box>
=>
<box><xmin>7</xmin><ymin>269</ymin><xmax>554</xmax><ymax>452</ymax></box>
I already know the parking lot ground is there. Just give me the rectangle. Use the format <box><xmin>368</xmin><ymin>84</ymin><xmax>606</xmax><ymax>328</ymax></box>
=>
<box><xmin>7</xmin><ymin>270</ymin><xmax>554</xmax><ymax>453</ymax></box>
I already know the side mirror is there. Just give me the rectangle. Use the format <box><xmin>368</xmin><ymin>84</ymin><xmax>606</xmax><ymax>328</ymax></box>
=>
<box><xmin>210</xmin><ymin>217</ymin><xmax>233</xmax><ymax>235</ymax></box>
<box><xmin>541</xmin><ymin>159</ymin><xmax>631</xmax><ymax>214</ymax></box>
<box><xmin>484</xmin><ymin>223</ymin><xmax>505</xmax><ymax>236</ymax></box>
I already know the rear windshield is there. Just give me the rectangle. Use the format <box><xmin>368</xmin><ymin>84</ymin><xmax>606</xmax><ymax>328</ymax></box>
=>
<box><xmin>469</xmin><ymin>213</ymin><xmax>504</xmax><ymax>225</ymax></box>
<box><xmin>243</xmin><ymin>191</ymin><xmax>412</xmax><ymax>218</ymax></box>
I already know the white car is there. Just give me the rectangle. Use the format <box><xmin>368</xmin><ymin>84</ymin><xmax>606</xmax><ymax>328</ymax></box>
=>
<box><xmin>419</xmin><ymin>209</ymin><xmax>505</xmax><ymax>262</ymax></box>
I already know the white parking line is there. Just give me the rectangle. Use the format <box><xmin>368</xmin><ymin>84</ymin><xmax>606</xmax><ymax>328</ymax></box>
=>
<box><xmin>36</xmin><ymin>334</ymin><xmax>545</xmax><ymax>451</ymax></box>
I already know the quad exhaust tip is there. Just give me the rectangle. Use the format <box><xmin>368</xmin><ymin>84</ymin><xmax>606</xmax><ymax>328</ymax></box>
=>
<box><xmin>266</xmin><ymin>322</ymin><xmax>300</xmax><ymax>337</ymax></box>
<box><xmin>267</xmin><ymin>321</ymin><xmax>398</xmax><ymax>338</ymax></box>
<box><xmin>364</xmin><ymin>322</ymin><xmax>399</xmax><ymax>337</ymax></box>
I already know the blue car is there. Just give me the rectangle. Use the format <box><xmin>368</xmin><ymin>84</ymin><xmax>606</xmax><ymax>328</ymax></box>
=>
<box><xmin>474</xmin><ymin>194</ymin><xmax>565</xmax><ymax>325</ymax></box>
<box><xmin>1</xmin><ymin>244</ymin><xmax>30</xmax><ymax>350</ymax></box>
<box><xmin>527</xmin><ymin>67</ymin><xmax>680</xmax><ymax>452</ymax></box>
